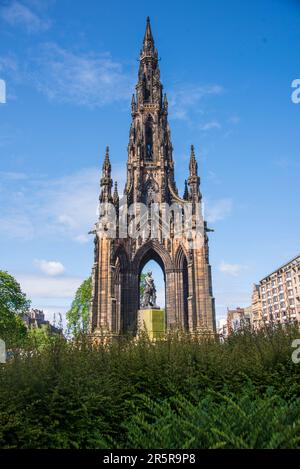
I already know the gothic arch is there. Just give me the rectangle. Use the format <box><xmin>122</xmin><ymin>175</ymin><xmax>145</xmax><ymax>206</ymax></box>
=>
<box><xmin>174</xmin><ymin>243</ymin><xmax>189</xmax><ymax>269</ymax></box>
<box><xmin>174</xmin><ymin>244</ymin><xmax>189</xmax><ymax>331</ymax></box>
<box><xmin>133</xmin><ymin>240</ymin><xmax>174</xmax><ymax>275</ymax></box>
<box><xmin>111</xmin><ymin>244</ymin><xmax>129</xmax><ymax>271</ymax></box>
<box><xmin>111</xmin><ymin>245</ymin><xmax>129</xmax><ymax>333</ymax></box>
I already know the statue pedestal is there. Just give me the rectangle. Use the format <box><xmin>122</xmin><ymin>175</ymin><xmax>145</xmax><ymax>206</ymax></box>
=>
<box><xmin>137</xmin><ymin>308</ymin><xmax>165</xmax><ymax>340</ymax></box>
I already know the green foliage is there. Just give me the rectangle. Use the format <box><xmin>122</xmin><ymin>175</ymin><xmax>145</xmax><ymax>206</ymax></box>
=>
<box><xmin>0</xmin><ymin>270</ymin><xmax>30</xmax><ymax>347</ymax></box>
<box><xmin>66</xmin><ymin>277</ymin><xmax>92</xmax><ymax>337</ymax></box>
<box><xmin>27</xmin><ymin>324</ymin><xmax>57</xmax><ymax>351</ymax></box>
<box><xmin>139</xmin><ymin>273</ymin><xmax>147</xmax><ymax>301</ymax></box>
<box><xmin>0</xmin><ymin>326</ymin><xmax>299</xmax><ymax>448</ymax></box>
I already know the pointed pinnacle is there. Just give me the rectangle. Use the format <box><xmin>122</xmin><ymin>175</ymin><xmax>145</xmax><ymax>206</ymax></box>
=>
<box><xmin>143</xmin><ymin>16</ymin><xmax>154</xmax><ymax>50</ymax></box>
<box><xmin>145</xmin><ymin>16</ymin><xmax>152</xmax><ymax>40</ymax></box>
<box><xmin>163</xmin><ymin>93</ymin><xmax>168</xmax><ymax>108</ymax></box>
<box><xmin>183</xmin><ymin>179</ymin><xmax>189</xmax><ymax>200</ymax></box>
<box><xmin>113</xmin><ymin>181</ymin><xmax>119</xmax><ymax>200</ymax></box>
<box><xmin>102</xmin><ymin>146</ymin><xmax>111</xmax><ymax>171</ymax></box>
<box><xmin>189</xmin><ymin>144</ymin><xmax>198</xmax><ymax>175</ymax></box>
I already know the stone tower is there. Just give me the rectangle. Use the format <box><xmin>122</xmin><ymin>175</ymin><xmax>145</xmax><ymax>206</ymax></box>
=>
<box><xmin>90</xmin><ymin>18</ymin><xmax>216</xmax><ymax>336</ymax></box>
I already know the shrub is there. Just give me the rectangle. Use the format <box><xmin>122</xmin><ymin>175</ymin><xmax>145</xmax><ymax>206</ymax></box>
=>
<box><xmin>0</xmin><ymin>326</ymin><xmax>299</xmax><ymax>448</ymax></box>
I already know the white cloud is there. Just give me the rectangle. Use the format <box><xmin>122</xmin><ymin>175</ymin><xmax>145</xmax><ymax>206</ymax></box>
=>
<box><xmin>204</xmin><ymin>198</ymin><xmax>233</xmax><ymax>223</ymax></box>
<box><xmin>30</xmin><ymin>43</ymin><xmax>134</xmax><ymax>107</ymax></box>
<box><xmin>228</xmin><ymin>115</ymin><xmax>240</xmax><ymax>125</ymax></box>
<box><xmin>169</xmin><ymin>84</ymin><xmax>223</xmax><ymax>122</ymax></box>
<box><xmin>0</xmin><ymin>56</ymin><xmax>18</xmax><ymax>74</ymax></box>
<box><xmin>16</xmin><ymin>274</ymin><xmax>83</xmax><ymax>299</ymax></box>
<box><xmin>0</xmin><ymin>171</ymin><xmax>27</xmax><ymax>180</ymax></box>
<box><xmin>0</xmin><ymin>165</ymin><xmax>126</xmax><ymax>242</ymax></box>
<box><xmin>0</xmin><ymin>1</ymin><xmax>51</xmax><ymax>33</ymax></box>
<box><xmin>34</xmin><ymin>259</ymin><xmax>65</xmax><ymax>276</ymax></box>
<box><xmin>74</xmin><ymin>234</ymin><xmax>90</xmax><ymax>244</ymax></box>
<box><xmin>199</xmin><ymin>120</ymin><xmax>221</xmax><ymax>131</ymax></box>
<box><xmin>219</xmin><ymin>261</ymin><xmax>246</xmax><ymax>277</ymax></box>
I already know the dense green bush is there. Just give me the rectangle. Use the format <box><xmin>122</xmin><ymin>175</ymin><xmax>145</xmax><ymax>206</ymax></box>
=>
<box><xmin>0</xmin><ymin>327</ymin><xmax>299</xmax><ymax>448</ymax></box>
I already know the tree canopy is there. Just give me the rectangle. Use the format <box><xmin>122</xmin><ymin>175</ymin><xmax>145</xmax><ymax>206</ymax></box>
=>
<box><xmin>0</xmin><ymin>270</ymin><xmax>30</xmax><ymax>346</ymax></box>
<box><xmin>66</xmin><ymin>277</ymin><xmax>92</xmax><ymax>337</ymax></box>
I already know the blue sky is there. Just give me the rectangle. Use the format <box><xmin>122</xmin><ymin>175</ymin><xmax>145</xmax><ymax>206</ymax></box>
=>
<box><xmin>0</xmin><ymin>0</ymin><xmax>300</xmax><ymax>326</ymax></box>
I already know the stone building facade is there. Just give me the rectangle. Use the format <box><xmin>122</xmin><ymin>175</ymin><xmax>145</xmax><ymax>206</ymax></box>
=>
<box><xmin>251</xmin><ymin>254</ymin><xmax>300</xmax><ymax>327</ymax></box>
<box><xmin>90</xmin><ymin>18</ymin><xmax>216</xmax><ymax>336</ymax></box>
<box><xmin>226</xmin><ymin>306</ymin><xmax>252</xmax><ymax>335</ymax></box>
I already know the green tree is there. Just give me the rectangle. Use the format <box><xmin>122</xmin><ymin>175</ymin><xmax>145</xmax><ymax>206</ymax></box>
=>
<box><xmin>66</xmin><ymin>277</ymin><xmax>92</xmax><ymax>337</ymax></box>
<box><xmin>0</xmin><ymin>270</ymin><xmax>30</xmax><ymax>347</ymax></box>
<box><xmin>139</xmin><ymin>272</ymin><xmax>147</xmax><ymax>301</ymax></box>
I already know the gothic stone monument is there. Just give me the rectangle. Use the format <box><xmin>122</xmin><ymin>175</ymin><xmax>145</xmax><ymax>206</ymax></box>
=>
<box><xmin>89</xmin><ymin>18</ymin><xmax>216</xmax><ymax>337</ymax></box>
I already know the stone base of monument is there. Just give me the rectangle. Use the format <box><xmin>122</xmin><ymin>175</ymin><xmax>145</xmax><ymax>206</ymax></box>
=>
<box><xmin>137</xmin><ymin>307</ymin><xmax>165</xmax><ymax>340</ymax></box>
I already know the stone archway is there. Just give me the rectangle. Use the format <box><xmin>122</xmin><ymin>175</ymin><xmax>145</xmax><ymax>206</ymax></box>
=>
<box><xmin>174</xmin><ymin>244</ymin><xmax>190</xmax><ymax>331</ymax></box>
<box><xmin>111</xmin><ymin>245</ymin><xmax>130</xmax><ymax>334</ymax></box>
<box><xmin>132</xmin><ymin>240</ymin><xmax>175</xmax><ymax>331</ymax></box>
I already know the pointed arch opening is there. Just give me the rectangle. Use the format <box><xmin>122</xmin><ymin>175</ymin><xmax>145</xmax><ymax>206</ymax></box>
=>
<box><xmin>145</xmin><ymin>115</ymin><xmax>154</xmax><ymax>160</ymax></box>
<box><xmin>175</xmin><ymin>245</ymin><xmax>189</xmax><ymax>331</ymax></box>
<box><xmin>139</xmin><ymin>260</ymin><xmax>165</xmax><ymax>311</ymax></box>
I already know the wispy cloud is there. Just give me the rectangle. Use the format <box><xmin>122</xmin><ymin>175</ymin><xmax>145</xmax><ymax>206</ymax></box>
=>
<box><xmin>34</xmin><ymin>259</ymin><xmax>65</xmax><ymax>276</ymax></box>
<box><xmin>29</xmin><ymin>43</ymin><xmax>134</xmax><ymax>107</ymax></box>
<box><xmin>204</xmin><ymin>198</ymin><xmax>233</xmax><ymax>223</ymax></box>
<box><xmin>0</xmin><ymin>166</ymin><xmax>126</xmax><ymax>242</ymax></box>
<box><xmin>274</xmin><ymin>157</ymin><xmax>300</xmax><ymax>169</ymax></box>
<box><xmin>228</xmin><ymin>115</ymin><xmax>240</xmax><ymax>125</ymax></box>
<box><xmin>199</xmin><ymin>120</ymin><xmax>221</xmax><ymax>131</ymax></box>
<box><xmin>16</xmin><ymin>274</ymin><xmax>83</xmax><ymax>299</ymax></box>
<box><xmin>219</xmin><ymin>261</ymin><xmax>246</xmax><ymax>277</ymax></box>
<box><xmin>168</xmin><ymin>84</ymin><xmax>223</xmax><ymax>122</ymax></box>
<box><xmin>0</xmin><ymin>1</ymin><xmax>51</xmax><ymax>33</ymax></box>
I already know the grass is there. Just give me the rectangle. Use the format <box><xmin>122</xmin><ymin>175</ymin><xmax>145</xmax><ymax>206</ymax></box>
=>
<box><xmin>0</xmin><ymin>326</ymin><xmax>299</xmax><ymax>448</ymax></box>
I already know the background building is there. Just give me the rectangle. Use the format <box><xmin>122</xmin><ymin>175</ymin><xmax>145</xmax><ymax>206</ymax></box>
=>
<box><xmin>22</xmin><ymin>309</ymin><xmax>62</xmax><ymax>335</ymax></box>
<box><xmin>226</xmin><ymin>306</ymin><xmax>252</xmax><ymax>335</ymax></box>
<box><xmin>252</xmin><ymin>254</ymin><xmax>300</xmax><ymax>326</ymax></box>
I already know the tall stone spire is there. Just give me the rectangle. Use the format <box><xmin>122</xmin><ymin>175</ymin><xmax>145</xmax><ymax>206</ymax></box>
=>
<box><xmin>100</xmin><ymin>146</ymin><xmax>113</xmax><ymax>203</ymax></box>
<box><xmin>125</xmin><ymin>17</ymin><xmax>175</xmax><ymax>204</ymax></box>
<box><xmin>136</xmin><ymin>17</ymin><xmax>162</xmax><ymax>109</ymax></box>
<box><xmin>142</xmin><ymin>16</ymin><xmax>154</xmax><ymax>53</ymax></box>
